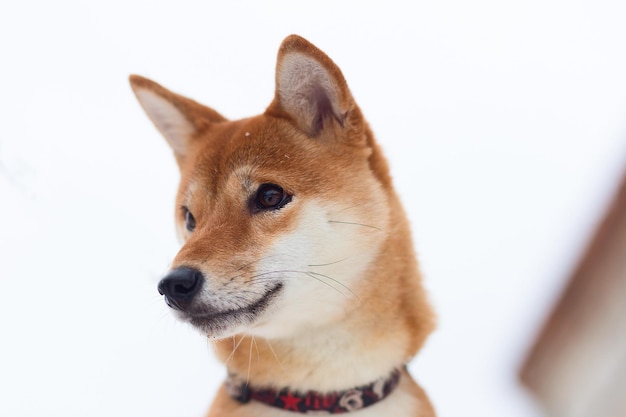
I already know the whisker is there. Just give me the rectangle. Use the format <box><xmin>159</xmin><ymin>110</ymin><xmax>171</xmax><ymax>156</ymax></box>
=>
<box><xmin>306</xmin><ymin>271</ymin><xmax>362</xmax><ymax>304</ymax></box>
<box><xmin>248</xmin><ymin>269</ymin><xmax>360</xmax><ymax>303</ymax></box>
<box><xmin>235</xmin><ymin>254</ymin><xmax>283</xmax><ymax>272</ymax></box>
<box><xmin>265</xmin><ymin>339</ymin><xmax>284</xmax><ymax>371</ymax></box>
<box><xmin>335</xmin><ymin>201</ymin><xmax>384</xmax><ymax>213</ymax></box>
<box><xmin>308</xmin><ymin>257</ymin><xmax>350</xmax><ymax>267</ymax></box>
<box><xmin>253</xmin><ymin>336</ymin><xmax>260</xmax><ymax>363</ymax></box>
<box><xmin>247</xmin><ymin>336</ymin><xmax>254</xmax><ymax>385</ymax></box>
<box><xmin>224</xmin><ymin>270</ymin><xmax>247</xmax><ymax>285</ymax></box>
<box><xmin>302</xmin><ymin>272</ymin><xmax>353</xmax><ymax>300</ymax></box>
<box><xmin>226</xmin><ymin>254</ymin><xmax>289</xmax><ymax>284</ymax></box>
<box><xmin>328</xmin><ymin>220</ymin><xmax>381</xmax><ymax>231</ymax></box>
<box><xmin>225</xmin><ymin>334</ymin><xmax>246</xmax><ymax>364</ymax></box>
<box><xmin>247</xmin><ymin>270</ymin><xmax>289</xmax><ymax>281</ymax></box>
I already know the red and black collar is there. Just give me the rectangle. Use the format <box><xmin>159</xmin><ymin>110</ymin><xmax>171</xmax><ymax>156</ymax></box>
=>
<box><xmin>226</xmin><ymin>368</ymin><xmax>402</xmax><ymax>414</ymax></box>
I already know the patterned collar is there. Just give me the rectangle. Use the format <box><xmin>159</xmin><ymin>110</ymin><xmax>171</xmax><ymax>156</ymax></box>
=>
<box><xmin>226</xmin><ymin>368</ymin><xmax>402</xmax><ymax>414</ymax></box>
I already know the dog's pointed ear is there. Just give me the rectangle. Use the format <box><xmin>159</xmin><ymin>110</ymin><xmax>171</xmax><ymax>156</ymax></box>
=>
<box><xmin>267</xmin><ymin>35</ymin><xmax>356</xmax><ymax>137</ymax></box>
<box><xmin>129</xmin><ymin>75</ymin><xmax>226</xmax><ymax>164</ymax></box>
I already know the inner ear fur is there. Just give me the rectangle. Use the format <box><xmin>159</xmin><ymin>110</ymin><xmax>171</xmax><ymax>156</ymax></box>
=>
<box><xmin>129</xmin><ymin>75</ymin><xmax>227</xmax><ymax>164</ymax></box>
<box><xmin>267</xmin><ymin>35</ymin><xmax>356</xmax><ymax>137</ymax></box>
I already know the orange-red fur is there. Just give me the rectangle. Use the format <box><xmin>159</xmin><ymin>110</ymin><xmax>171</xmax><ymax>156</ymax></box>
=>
<box><xmin>130</xmin><ymin>35</ymin><xmax>435</xmax><ymax>416</ymax></box>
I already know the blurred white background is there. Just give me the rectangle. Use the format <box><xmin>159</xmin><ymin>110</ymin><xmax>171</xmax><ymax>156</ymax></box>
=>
<box><xmin>1</xmin><ymin>1</ymin><xmax>625</xmax><ymax>416</ymax></box>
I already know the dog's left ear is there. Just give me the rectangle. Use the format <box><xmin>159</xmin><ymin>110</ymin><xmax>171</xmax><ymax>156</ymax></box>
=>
<box><xmin>267</xmin><ymin>35</ymin><xmax>359</xmax><ymax>138</ymax></box>
<box><xmin>129</xmin><ymin>75</ymin><xmax>227</xmax><ymax>166</ymax></box>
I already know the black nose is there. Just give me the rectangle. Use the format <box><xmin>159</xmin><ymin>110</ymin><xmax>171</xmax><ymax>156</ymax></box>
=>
<box><xmin>157</xmin><ymin>267</ymin><xmax>204</xmax><ymax>310</ymax></box>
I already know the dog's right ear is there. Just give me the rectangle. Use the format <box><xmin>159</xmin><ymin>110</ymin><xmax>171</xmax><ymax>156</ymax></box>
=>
<box><xmin>266</xmin><ymin>35</ymin><xmax>357</xmax><ymax>139</ymax></box>
<box><xmin>129</xmin><ymin>75</ymin><xmax>226</xmax><ymax>165</ymax></box>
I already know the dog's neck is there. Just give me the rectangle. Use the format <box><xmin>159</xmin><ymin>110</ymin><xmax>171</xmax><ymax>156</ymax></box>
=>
<box><xmin>214</xmin><ymin>316</ymin><xmax>407</xmax><ymax>394</ymax></box>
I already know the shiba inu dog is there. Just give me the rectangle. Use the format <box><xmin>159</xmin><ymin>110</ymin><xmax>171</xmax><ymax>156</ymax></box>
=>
<box><xmin>130</xmin><ymin>35</ymin><xmax>436</xmax><ymax>416</ymax></box>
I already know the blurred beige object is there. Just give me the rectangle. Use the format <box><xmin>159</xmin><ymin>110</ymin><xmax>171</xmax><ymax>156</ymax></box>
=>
<box><xmin>520</xmin><ymin>169</ymin><xmax>626</xmax><ymax>417</ymax></box>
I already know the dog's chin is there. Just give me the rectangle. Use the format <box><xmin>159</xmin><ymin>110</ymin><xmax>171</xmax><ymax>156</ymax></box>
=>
<box><xmin>180</xmin><ymin>283</ymin><xmax>284</xmax><ymax>339</ymax></box>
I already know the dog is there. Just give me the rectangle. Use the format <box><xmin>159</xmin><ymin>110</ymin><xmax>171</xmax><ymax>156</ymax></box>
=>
<box><xmin>130</xmin><ymin>35</ymin><xmax>436</xmax><ymax>416</ymax></box>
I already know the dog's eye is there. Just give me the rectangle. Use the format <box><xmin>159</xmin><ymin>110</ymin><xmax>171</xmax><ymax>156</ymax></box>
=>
<box><xmin>183</xmin><ymin>207</ymin><xmax>196</xmax><ymax>231</ymax></box>
<box><xmin>254</xmin><ymin>184</ymin><xmax>291</xmax><ymax>211</ymax></box>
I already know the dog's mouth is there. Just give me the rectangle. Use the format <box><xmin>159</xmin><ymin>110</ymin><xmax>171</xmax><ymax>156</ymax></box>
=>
<box><xmin>185</xmin><ymin>283</ymin><xmax>283</xmax><ymax>337</ymax></box>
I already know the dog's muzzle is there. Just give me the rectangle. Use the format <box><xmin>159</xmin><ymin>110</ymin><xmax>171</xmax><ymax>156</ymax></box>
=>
<box><xmin>157</xmin><ymin>267</ymin><xmax>204</xmax><ymax>310</ymax></box>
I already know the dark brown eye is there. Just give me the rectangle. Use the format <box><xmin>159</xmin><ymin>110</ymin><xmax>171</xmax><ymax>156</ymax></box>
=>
<box><xmin>183</xmin><ymin>207</ymin><xmax>196</xmax><ymax>231</ymax></box>
<box><xmin>254</xmin><ymin>184</ymin><xmax>291</xmax><ymax>211</ymax></box>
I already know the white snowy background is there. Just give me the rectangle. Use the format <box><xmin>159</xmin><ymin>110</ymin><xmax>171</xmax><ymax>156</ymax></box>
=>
<box><xmin>1</xmin><ymin>1</ymin><xmax>625</xmax><ymax>416</ymax></box>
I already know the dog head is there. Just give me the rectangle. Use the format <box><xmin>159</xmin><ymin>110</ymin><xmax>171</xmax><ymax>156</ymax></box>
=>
<box><xmin>130</xmin><ymin>35</ymin><xmax>396</xmax><ymax>340</ymax></box>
